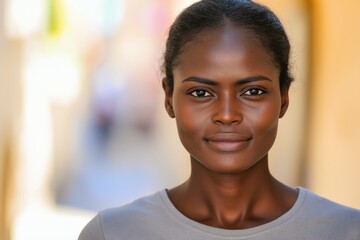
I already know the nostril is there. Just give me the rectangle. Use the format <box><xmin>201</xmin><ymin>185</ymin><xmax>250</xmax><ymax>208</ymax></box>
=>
<box><xmin>230</xmin><ymin>119</ymin><xmax>240</xmax><ymax>125</ymax></box>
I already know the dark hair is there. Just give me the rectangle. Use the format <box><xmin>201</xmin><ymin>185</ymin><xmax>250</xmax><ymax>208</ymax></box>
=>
<box><xmin>162</xmin><ymin>0</ymin><xmax>293</xmax><ymax>93</ymax></box>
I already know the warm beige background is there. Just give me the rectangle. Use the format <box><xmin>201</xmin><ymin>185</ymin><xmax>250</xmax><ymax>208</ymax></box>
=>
<box><xmin>307</xmin><ymin>0</ymin><xmax>360</xmax><ymax>208</ymax></box>
<box><xmin>258</xmin><ymin>0</ymin><xmax>309</xmax><ymax>189</ymax></box>
<box><xmin>0</xmin><ymin>0</ymin><xmax>22</xmax><ymax>236</ymax></box>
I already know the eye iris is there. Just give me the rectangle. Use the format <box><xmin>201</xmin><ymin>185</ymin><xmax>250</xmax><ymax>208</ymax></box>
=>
<box><xmin>196</xmin><ymin>90</ymin><xmax>206</xmax><ymax>97</ymax></box>
<box><xmin>249</xmin><ymin>89</ymin><xmax>261</xmax><ymax>95</ymax></box>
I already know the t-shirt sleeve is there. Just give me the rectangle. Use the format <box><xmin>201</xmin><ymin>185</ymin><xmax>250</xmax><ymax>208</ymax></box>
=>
<box><xmin>78</xmin><ymin>214</ymin><xmax>105</xmax><ymax>240</ymax></box>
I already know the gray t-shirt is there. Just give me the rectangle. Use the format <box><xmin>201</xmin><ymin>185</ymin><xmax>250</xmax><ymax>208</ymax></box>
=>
<box><xmin>78</xmin><ymin>187</ymin><xmax>360</xmax><ymax>240</ymax></box>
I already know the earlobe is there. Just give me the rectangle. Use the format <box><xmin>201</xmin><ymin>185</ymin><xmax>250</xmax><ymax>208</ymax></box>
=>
<box><xmin>279</xmin><ymin>89</ymin><xmax>289</xmax><ymax>118</ymax></box>
<box><xmin>166</xmin><ymin>104</ymin><xmax>175</xmax><ymax>118</ymax></box>
<box><xmin>162</xmin><ymin>78</ymin><xmax>175</xmax><ymax>118</ymax></box>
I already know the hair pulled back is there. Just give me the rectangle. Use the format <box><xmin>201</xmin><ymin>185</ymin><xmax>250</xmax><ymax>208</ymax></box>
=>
<box><xmin>163</xmin><ymin>0</ymin><xmax>293</xmax><ymax>93</ymax></box>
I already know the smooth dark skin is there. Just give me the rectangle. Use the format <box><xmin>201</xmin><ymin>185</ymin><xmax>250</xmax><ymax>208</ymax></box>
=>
<box><xmin>162</xmin><ymin>23</ymin><xmax>298</xmax><ymax>230</ymax></box>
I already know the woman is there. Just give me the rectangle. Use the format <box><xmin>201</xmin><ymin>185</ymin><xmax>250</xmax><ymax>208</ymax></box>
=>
<box><xmin>79</xmin><ymin>0</ymin><xmax>360</xmax><ymax>239</ymax></box>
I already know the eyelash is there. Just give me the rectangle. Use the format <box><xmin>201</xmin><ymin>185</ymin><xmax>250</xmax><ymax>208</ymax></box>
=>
<box><xmin>188</xmin><ymin>87</ymin><xmax>267</xmax><ymax>98</ymax></box>
<box><xmin>188</xmin><ymin>89</ymin><xmax>213</xmax><ymax>98</ymax></box>
<box><xmin>241</xmin><ymin>88</ymin><xmax>267</xmax><ymax>96</ymax></box>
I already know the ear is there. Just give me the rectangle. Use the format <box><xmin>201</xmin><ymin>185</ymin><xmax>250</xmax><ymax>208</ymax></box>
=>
<box><xmin>162</xmin><ymin>78</ymin><xmax>175</xmax><ymax>118</ymax></box>
<box><xmin>279</xmin><ymin>88</ymin><xmax>289</xmax><ymax>118</ymax></box>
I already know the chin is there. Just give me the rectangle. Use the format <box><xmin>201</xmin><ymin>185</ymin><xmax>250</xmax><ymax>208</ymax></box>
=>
<box><xmin>192</xmin><ymin>155</ymin><xmax>266</xmax><ymax>175</ymax></box>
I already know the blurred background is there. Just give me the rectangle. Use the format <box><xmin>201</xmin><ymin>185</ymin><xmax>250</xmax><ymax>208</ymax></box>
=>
<box><xmin>0</xmin><ymin>0</ymin><xmax>359</xmax><ymax>239</ymax></box>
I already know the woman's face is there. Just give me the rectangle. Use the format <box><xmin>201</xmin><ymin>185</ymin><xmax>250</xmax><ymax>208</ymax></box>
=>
<box><xmin>164</xmin><ymin>24</ymin><xmax>289</xmax><ymax>174</ymax></box>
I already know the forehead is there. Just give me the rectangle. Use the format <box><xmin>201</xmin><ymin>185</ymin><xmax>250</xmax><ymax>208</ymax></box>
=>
<box><xmin>174</xmin><ymin>24</ymin><xmax>279</xmax><ymax>81</ymax></box>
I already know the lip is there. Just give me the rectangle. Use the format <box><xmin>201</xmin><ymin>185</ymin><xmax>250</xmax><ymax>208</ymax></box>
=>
<box><xmin>204</xmin><ymin>133</ymin><xmax>251</xmax><ymax>152</ymax></box>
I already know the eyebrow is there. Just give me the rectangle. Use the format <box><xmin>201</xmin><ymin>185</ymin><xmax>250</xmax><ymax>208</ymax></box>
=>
<box><xmin>182</xmin><ymin>75</ymin><xmax>272</xmax><ymax>85</ymax></box>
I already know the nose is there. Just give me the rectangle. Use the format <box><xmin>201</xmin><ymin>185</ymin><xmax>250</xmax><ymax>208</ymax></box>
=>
<box><xmin>212</xmin><ymin>94</ymin><xmax>242</xmax><ymax>125</ymax></box>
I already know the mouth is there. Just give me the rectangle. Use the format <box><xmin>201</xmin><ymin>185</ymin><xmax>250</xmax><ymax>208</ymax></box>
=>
<box><xmin>204</xmin><ymin>133</ymin><xmax>251</xmax><ymax>152</ymax></box>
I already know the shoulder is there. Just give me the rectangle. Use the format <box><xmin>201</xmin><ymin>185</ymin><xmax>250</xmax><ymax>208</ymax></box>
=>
<box><xmin>78</xmin><ymin>190</ymin><xmax>167</xmax><ymax>240</ymax></box>
<box><xmin>78</xmin><ymin>213</ymin><xmax>105</xmax><ymax>240</ymax></box>
<box><xmin>99</xmin><ymin>190</ymin><xmax>166</xmax><ymax>226</ymax></box>
<box><xmin>301</xmin><ymin>187</ymin><xmax>360</xmax><ymax>218</ymax></box>
<box><xmin>297</xmin><ymin>187</ymin><xmax>360</xmax><ymax>238</ymax></box>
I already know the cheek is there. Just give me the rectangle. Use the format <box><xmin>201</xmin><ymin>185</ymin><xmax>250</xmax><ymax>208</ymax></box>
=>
<box><xmin>246</xmin><ymin>98</ymin><xmax>281</xmax><ymax>136</ymax></box>
<box><xmin>173</xmin><ymin>92</ymin><xmax>209</xmax><ymax>133</ymax></box>
<box><xmin>174</xmin><ymin>104</ymin><xmax>208</xmax><ymax>136</ymax></box>
<box><xmin>174</xmin><ymin>108</ymin><xmax>206</xmax><ymax>157</ymax></box>
<box><xmin>172</xmin><ymin>98</ymin><xmax>214</xmax><ymax>157</ymax></box>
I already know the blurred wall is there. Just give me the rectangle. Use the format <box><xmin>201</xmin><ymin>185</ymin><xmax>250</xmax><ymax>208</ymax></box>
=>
<box><xmin>0</xmin><ymin>0</ymin><xmax>23</xmax><ymax>237</ymax></box>
<box><xmin>0</xmin><ymin>0</ymin><xmax>6</xmax><ymax>234</ymax></box>
<box><xmin>307</xmin><ymin>0</ymin><xmax>360</xmax><ymax>209</ymax></box>
<box><xmin>258</xmin><ymin>0</ymin><xmax>309</xmax><ymax>187</ymax></box>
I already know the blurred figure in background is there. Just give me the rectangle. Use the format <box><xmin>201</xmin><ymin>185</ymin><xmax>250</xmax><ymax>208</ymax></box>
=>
<box><xmin>56</xmin><ymin>0</ymin><xmax>175</xmax><ymax>211</ymax></box>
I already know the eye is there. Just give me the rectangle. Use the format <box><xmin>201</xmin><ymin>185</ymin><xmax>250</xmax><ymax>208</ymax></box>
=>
<box><xmin>242</xmin><ymin>88</ymin><xmax>266</xmax><ymax>96</ymax></box>
<box><xmin>189</xmin><ymin>89</ymin><xmax>213</xmax><ymax>98</ymax></box>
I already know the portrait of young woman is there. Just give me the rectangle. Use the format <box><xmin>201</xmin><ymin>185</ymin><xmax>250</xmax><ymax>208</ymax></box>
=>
<box><xmin>79</xmin><ymin>0</ymin><xmax>360</xmax><ymax>239</ymax></box>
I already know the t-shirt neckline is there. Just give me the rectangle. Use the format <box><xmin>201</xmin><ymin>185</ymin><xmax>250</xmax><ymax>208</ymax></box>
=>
<box><xmin>158</xmin><ymin>187</ymin><xmax>308</xmax><ymax>238</ymax></box>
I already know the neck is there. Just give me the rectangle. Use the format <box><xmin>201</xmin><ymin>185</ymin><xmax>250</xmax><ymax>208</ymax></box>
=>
<box><xmin>188</xmin><ymin>155</ymin><xmax>278</xmax><ymax>216</ymax></box>
<box><xmin>168</xmin><ymin>155</ymin><xmax>297</xmax><ymax>229</ymax></box>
